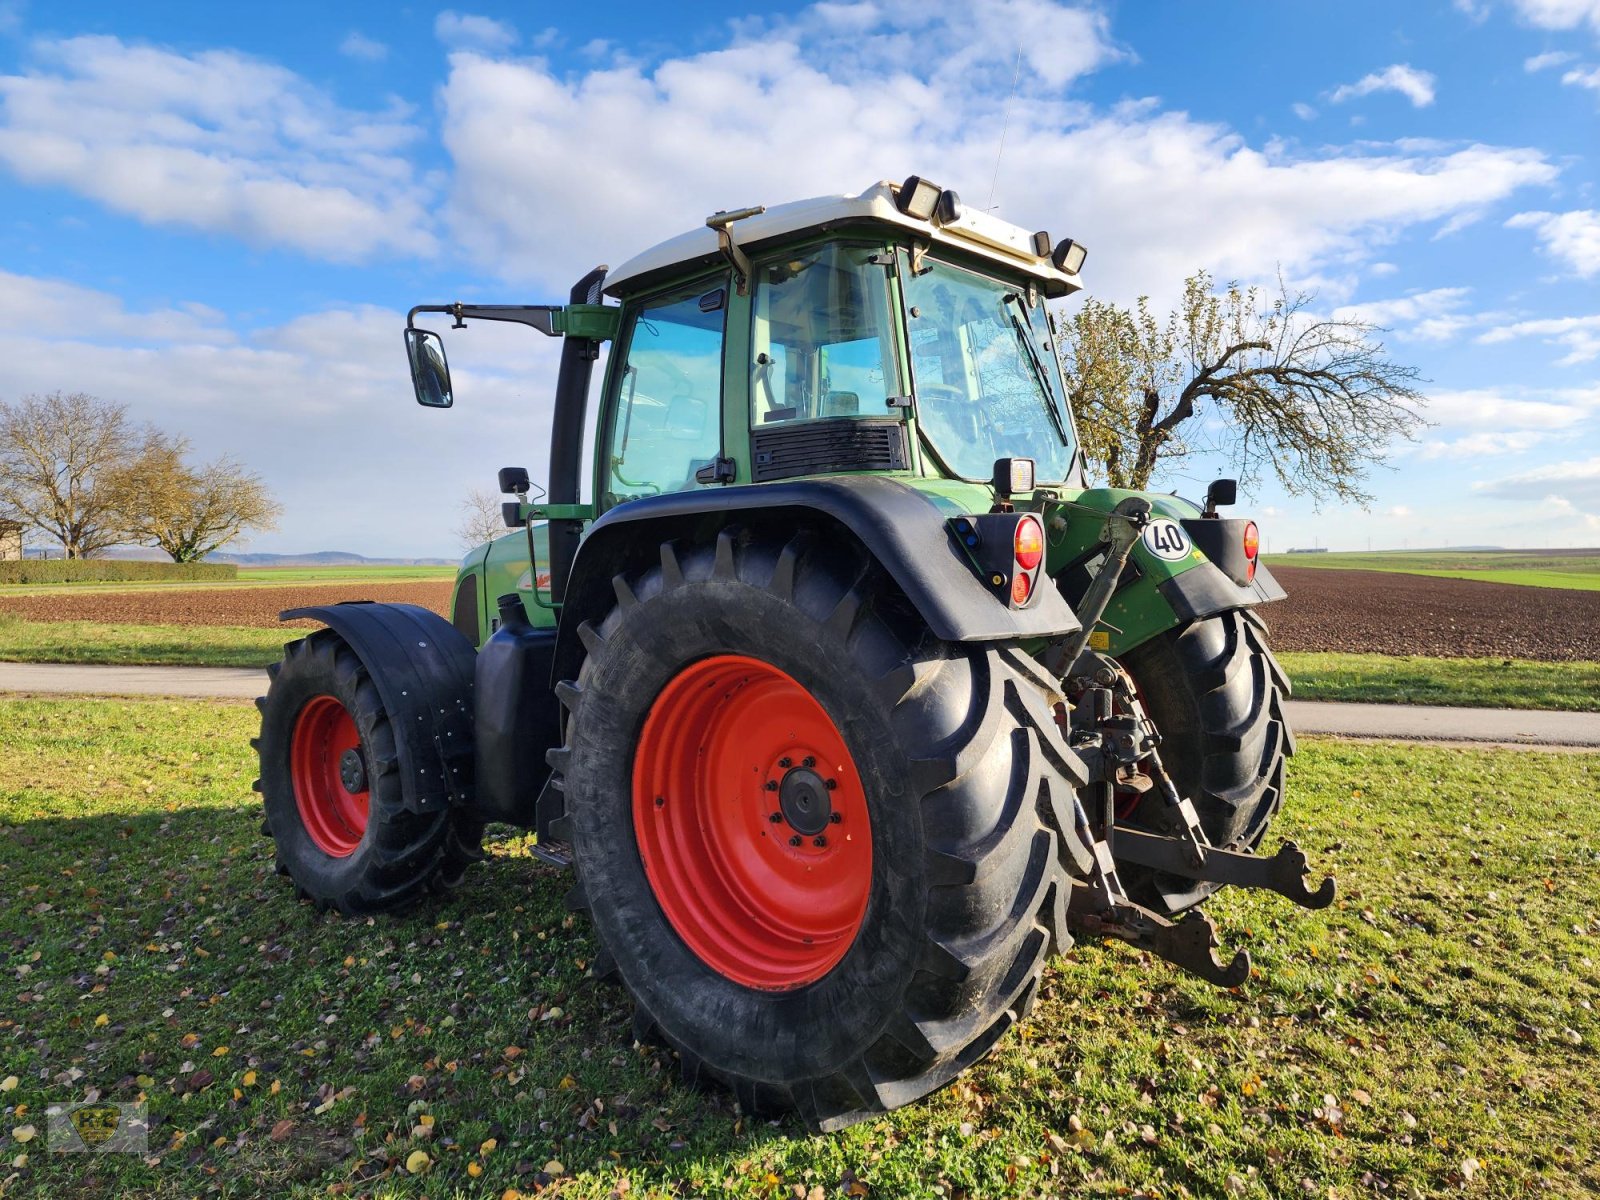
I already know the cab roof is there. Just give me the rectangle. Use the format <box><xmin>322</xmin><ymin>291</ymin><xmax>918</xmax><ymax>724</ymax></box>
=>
<box><xmin>602</xmin><ymin>179</ymin><xmax>1085</xmax><ymax>301</ymax></box>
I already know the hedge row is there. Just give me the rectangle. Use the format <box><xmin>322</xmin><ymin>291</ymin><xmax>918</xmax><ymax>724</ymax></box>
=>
<box><xmin>0</xmin><ymin>560</ymin><xmax>238</xmax><ymax>584</ymax></box>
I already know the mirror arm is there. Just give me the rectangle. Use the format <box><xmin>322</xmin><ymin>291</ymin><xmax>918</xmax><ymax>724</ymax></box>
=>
<box><xmin>406</xmin><ymin>304</ymin><xmax>565</xmax><ymax>336</ymax></box>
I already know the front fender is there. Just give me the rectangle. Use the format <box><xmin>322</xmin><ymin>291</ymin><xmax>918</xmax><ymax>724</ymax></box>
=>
<box><xmin>279</xmin><ymin>601</ymin><xmax>476</xmax><ymax>815</ymax></box>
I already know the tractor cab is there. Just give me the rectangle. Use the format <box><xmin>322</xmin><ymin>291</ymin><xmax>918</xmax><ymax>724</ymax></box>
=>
<box><xmin>405</xmin><ymin>177</ymin><xmax>1120</xmax><ymax>641</ymax></box>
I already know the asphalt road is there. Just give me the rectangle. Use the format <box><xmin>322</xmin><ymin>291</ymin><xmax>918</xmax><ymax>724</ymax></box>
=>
<box><xmin>2</xmin><ymin>662</ymin><xmax>1597</xmax><ymax>749</ymax></box>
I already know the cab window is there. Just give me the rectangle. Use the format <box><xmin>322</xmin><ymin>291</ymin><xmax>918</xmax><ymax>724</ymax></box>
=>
<box><xmin>750</xmin><ymin>244</ymin><xmax>902</xmax><ymax>425</ymax></box>
<box><xmin>602</xmin><ymin>281</ymin><xmax>727</xmax><ymax>506</ymax></box>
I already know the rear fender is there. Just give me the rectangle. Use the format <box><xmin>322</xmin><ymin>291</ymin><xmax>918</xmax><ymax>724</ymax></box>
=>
<box><xmin>279</xmin><ymin>602</ymin><xmax>477</xmax><ymax>816</ymax></box>
<box><xmin>553</xmin><ymin>475</ymin><xmax>1082</xmax><ymax>687</ymax></box>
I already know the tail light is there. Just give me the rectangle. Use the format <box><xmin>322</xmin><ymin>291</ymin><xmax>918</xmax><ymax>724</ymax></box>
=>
<box><xmin>1243</xmin><ymin>521</ymin><xmax>1260</xmax><ymax>582</ymax></box>
<box><xmin>949</xmin><ymin>512</ymin><xmax>1046</xmax><ymax>609</ymax></box>
<box><xmin>1014</xmin><ymin>515</ymin><xmax>1044</xmax><ymax>570</ymax></box>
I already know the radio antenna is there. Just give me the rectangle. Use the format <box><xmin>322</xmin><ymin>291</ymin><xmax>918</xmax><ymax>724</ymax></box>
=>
<box><xmin>987</xmin><ymin>45</ymin><xmax>1024</xmax><ymax>211</ymax></box>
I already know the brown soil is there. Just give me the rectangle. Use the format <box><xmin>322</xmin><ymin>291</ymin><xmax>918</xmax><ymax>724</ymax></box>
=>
<box><xmin>0</xmin><ymin>582</ymin><xmax>454</xmax><ymax>628</ymax></box>
<box><xmin>5</xmin><ymin>568</ymin><xmax>1597</xmax><ymax>662</ymax></box>
<box><xmin>1265</xmin><ymin>566</ymin><xmax>1600</xmax><ymax>662</ymax></box>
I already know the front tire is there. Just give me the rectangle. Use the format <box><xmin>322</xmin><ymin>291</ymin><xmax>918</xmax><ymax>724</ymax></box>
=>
<box><xmin>546</xmin><ymin>527</ymin><xmax>1092</xmax><ymax>1130</ymax></box>
<box><xmin>1114</xmin><ymin>609</ymin><xmax>1294</xmax><ymax>913</ymax></box>
<box><xmin>255</xmin><ymin>630</ymin><xmax>484</xmax><ymax>915</ymax></box>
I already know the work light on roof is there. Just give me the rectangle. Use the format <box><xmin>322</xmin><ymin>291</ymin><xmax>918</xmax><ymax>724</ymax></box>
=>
<box><xmin>1052</xmin><ymin>238</ymin><xmax>1088</xmax><ymax>274</ymax></box>
<box><xmin>895</xmin><ymin>175</ymin><xmax>943</xmax><ymax>221</ymax></box>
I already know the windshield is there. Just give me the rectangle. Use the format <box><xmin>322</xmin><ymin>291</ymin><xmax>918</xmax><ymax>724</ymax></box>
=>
<box><xmin>901</xmin><ymin>256</ymin><xmax>1076</xmax><ymax>484</ymax></box>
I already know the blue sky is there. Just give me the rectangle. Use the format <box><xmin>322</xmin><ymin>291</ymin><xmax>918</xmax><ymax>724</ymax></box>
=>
<box><xmin>1</xmin><ymin>0</ymin><xmax>1597</xmax><ymax>557</ymax></box>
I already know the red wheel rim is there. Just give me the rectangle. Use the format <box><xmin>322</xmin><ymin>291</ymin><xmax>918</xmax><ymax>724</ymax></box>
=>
<box><xmin>291</xmin><ymin>695</ymin><xmax>370</xmax><ymax>857</ymax></box>
<box><xmin>633</xmin><ymin>655</ymin><xmax>872</xmax><ymax>991</ymax></box>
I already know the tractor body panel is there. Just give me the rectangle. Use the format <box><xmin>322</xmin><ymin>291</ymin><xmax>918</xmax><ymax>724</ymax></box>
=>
<box><xmin>1042</xmin><ymin>488</ymin><xmax>1282</xmax><ymax>657</ymax></box>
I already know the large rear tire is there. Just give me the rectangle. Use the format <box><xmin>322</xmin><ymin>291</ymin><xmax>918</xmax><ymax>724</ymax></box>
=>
<box><xmin>255</xmin><ymin>630</ymin><xmax>484</xmax><ymax>915</ymax></box>
<box><xmin>546</xmin><ymin>526</ymin><xmax>1092</xmax><ymax>1130</ymax></box>
<box><xmin>1114</xmin><ymin>608</ymin><xmax>1294</xmax><ymax>913</ymax></box>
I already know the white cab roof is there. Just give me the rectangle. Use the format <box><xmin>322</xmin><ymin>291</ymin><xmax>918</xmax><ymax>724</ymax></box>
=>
<box><xmin>602</xmin><ymin>180</ymin><xmax>1084</xmax><ymax>299</ymax></box>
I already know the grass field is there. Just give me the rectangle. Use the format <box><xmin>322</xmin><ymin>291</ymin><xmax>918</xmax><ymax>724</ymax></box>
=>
<box><xmin>2</xmin><ymin>697</ymin><xmax>1597</xmax><ymax>1198</ymax></box>
<box><xmin>0</xmin><ymin>564</ymin><xmax>456</xmax><ymax>598</ymax></box>
<box><xmin>1276</xmin><ymin>651</ymin><xmax>1600</xmax><ymax>712</ymax></box>
<box><xmin>1263</xmin><ymin>549</ymin><xmax>1600</xmax><ymax>591</ymax></box>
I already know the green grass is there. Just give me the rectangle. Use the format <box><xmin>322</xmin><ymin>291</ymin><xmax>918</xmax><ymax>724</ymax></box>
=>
<box><xmin>1280</xmin><ymin>651</ymin><xmax>1600</xmax><ymax>712</ymax></box>
<box><xmin>1264</xmin><ymin>549</ymin><xmax>1600</xmax><ymax>591</ymax></box>
<box><xmin>0</xmin><ymin>563</ymin><xmax>456</xmax><ymax>598</ymax></box>
<box><xmin>0</xmin><ymin>617</ymin><xmax>288</xmax><ymax>668</ymax></box>
<box><xmin>2</xmin><ymin>698</ymin><xmax>1598</xmax><ymax>1198</ymax></box>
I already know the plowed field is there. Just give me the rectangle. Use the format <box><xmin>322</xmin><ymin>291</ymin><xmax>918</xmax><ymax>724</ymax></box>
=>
<box><xmin>1267</xmin><ymin>566</ymin><xmax>1600</xmax><ymax>661</ymax></box>
<box><xmin>4</xmin><ymin>567</ymin><xmax>1598</xmax><ymax>661</ymax></box>
<box><xmin>0</xmin><ymin>582</ymin><xmax>453</xmax><ymax>628</ymax></box>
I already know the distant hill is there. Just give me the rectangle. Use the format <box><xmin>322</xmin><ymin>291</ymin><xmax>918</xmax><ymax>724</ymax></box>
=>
<box><xmin>83</xmin><ymin>547</ymin><xmax>455</xmax><ymax>566</ymax></box>
<box><xmin>212</xmin><ymin>551</ymin><xmax>457</xmax><ymax>567</ymax></box>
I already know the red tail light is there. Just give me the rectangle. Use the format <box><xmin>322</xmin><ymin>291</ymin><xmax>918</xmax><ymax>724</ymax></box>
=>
<box><xmin>1014</xmin><ymin>516</ymin><xmax>1044</xmax><ymax>571</ymax></box>
<box><xmin>1243</xmin><ymin>522</ymin><xmax>1260</xmax><ymax>560</ymax></box>
<box><xmin>1011</xmin><ymin>571</ymin><xmax>1032</xmax><ymax>605</ymax></box>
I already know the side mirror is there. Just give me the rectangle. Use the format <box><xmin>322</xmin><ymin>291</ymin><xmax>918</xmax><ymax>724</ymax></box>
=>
<box><xmin>498</xmin><ymin>466</ymin><xmax>531</xmax><ymax>496</ymax></box>
<box><xmin>1203</xmin><ymin>478</ymin><xmax>1238</xmax><ymax>516</ymax></box>
<box><xmin>405</xmin><ymin>328</ymin><xmax>453</xmax><ymax>409</ymax></box>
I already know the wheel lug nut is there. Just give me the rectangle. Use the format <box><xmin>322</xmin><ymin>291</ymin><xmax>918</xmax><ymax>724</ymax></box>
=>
<box><xmin>769</xmin><ymin>812</ymin><xmax>783</xmax><ymax>823</ymax></box>
<box><xmin>824</xmin><ymin>778</ymin><xmax>837</xmax><ymax>790</ymax></box>
<box><xmin>764</xmin><ymin>780</ymin><xmax>778</xmax><ymax>792</ymax></box>
<box><xmin>813</xmin><ymin>835</ymin><xmax>827</xmax><ymax>848</ymax></box>
<box><xmin>829</xmin><ymin>812</ymin><xmax>841</xmax><ymax>823</ymax></box>
<box><xmin>802</xmin><ymin>756</ymin><xmax>816</xmax><ymax>768</ymax></box>
<box><xmin>788</xmin><ymin>835</ymin><xmax>802</xmax><ymax>847</ymax></box>
<box><xmin>778</xmin><ymin>757</ymin><xmax>792</xmax><ymax>769</ymax></box>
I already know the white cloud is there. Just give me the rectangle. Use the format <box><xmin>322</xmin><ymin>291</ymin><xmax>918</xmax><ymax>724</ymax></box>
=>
<box><xmin>1563</xmin><ymin>64</ymin><xmax>1600</xmax><ymax>88</ymax></box>
<box><xmin>437</xmin><ymin>6</ymin><xmax>1552</xmax><ymax>303</ymax></box>
<box><xmin>1423</xmin><ymin>386</ymin><xmax>1599</xmax><ymax>429</ymax></box>
<box><xmin>1333</xmin><ymin>287</ymin><xmax>1480</xmax><ymax>340</ymax></box>
<box><xmin>1292</xmin><ymin>102</ymin><xmax>1317</xmax><ymax>120</ymax></box>
<box><xmin>1476</xmin><ymin>456</ymin><xmax>1600</xmax><ymax>511</ymax></box>
<box><xmin>1525</xmin><ymin>49</ymin><xmax>1578</xmax><ymax>69</ymax></box>
<box><xmin>1328</xmin><ymin>64</ymin><xmax>1438</xmax><ymax>107</ymax></box>
<box><xmin>1418</xmin><ymin>430</ymin><xmax>1549</xmax><ymax>459</ymax></box>
<box><xmin>435</xmin><ymin>11</ymin><xmax>519</xmax><ymax>52</ymax></box>
<box><xmin>0</xmin><ymin>35</ymin><xmax>434</xmax><ymax>262</ymax></box>
<box><xmin>1478</xmin><ymin>314</ymin><xmax>1600</xmax><ymax>363</ymax></box>
<box><xmin>0</xmin><ymin>268</ymin><xmax>235</xmax><ymax>345</ymax></box>
<box><xmin>339</xmin><ymin>32</ymin><xmax>389</xmax><ymax>62</ymax></box>
<box><xmin>1507</xmin><ymin>209</ymin><xmax>1600</xmax><ymax>276</ymax></box>
<box><xmin>1509</xmin><ymin>0</ymin><xmax>1600</xmax><ymax>33</ymax></box>
<box><xmin>0</xmin><ymin>268</ymin><xmax>565</xmax><ymax>557</ymax></box>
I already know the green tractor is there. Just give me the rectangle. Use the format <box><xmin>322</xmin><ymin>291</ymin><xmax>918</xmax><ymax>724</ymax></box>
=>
<box><xmin>255</xmin><ymin>176</ymin><xmax>1330</xmax><ymax>1131</ymax></box>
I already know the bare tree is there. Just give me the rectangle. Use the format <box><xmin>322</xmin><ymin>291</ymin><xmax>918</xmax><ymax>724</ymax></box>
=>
<box><xmin>1057</xmin><ymin>271</ymin><xmax>1427</xmax><ymax>505</ymax></box>
<box><xmin>0</xmin><ymin>392</ymin><xmax>155</xmax><ymax>558</ymax></box>
<box><xmin>456</xmin><ymin>487</ymin><xmax>507</xmax><ymax>550</ymax></box>
<box><xmin>110</xmin><ymin>436</ymin><xmax>281</xmax><ymax>562</ymax></box>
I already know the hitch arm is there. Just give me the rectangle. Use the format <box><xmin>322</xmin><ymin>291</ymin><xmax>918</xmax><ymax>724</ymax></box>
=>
<box><xmin>1072</xmin><ymin>896</ymin><xmax>1252</xmax><ymax>989</ymax></box>
<box><xmin>1114</xmin><ymin>829</ymin><xmax>1336</xmax><ymax>910</ymax></box>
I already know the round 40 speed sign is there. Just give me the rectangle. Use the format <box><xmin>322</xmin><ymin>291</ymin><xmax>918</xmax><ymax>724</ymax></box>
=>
<box><xmin>1141</xmin><ymin>519</ymin><xmax>1192</xmax><ymax>561</ymax></box>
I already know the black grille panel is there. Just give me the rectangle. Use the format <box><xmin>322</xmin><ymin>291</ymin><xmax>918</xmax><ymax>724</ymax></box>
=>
<box><xmin>750</xmin><ymin>417</ymin><xmax>909</xmax><ymax>483</ymax></box>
